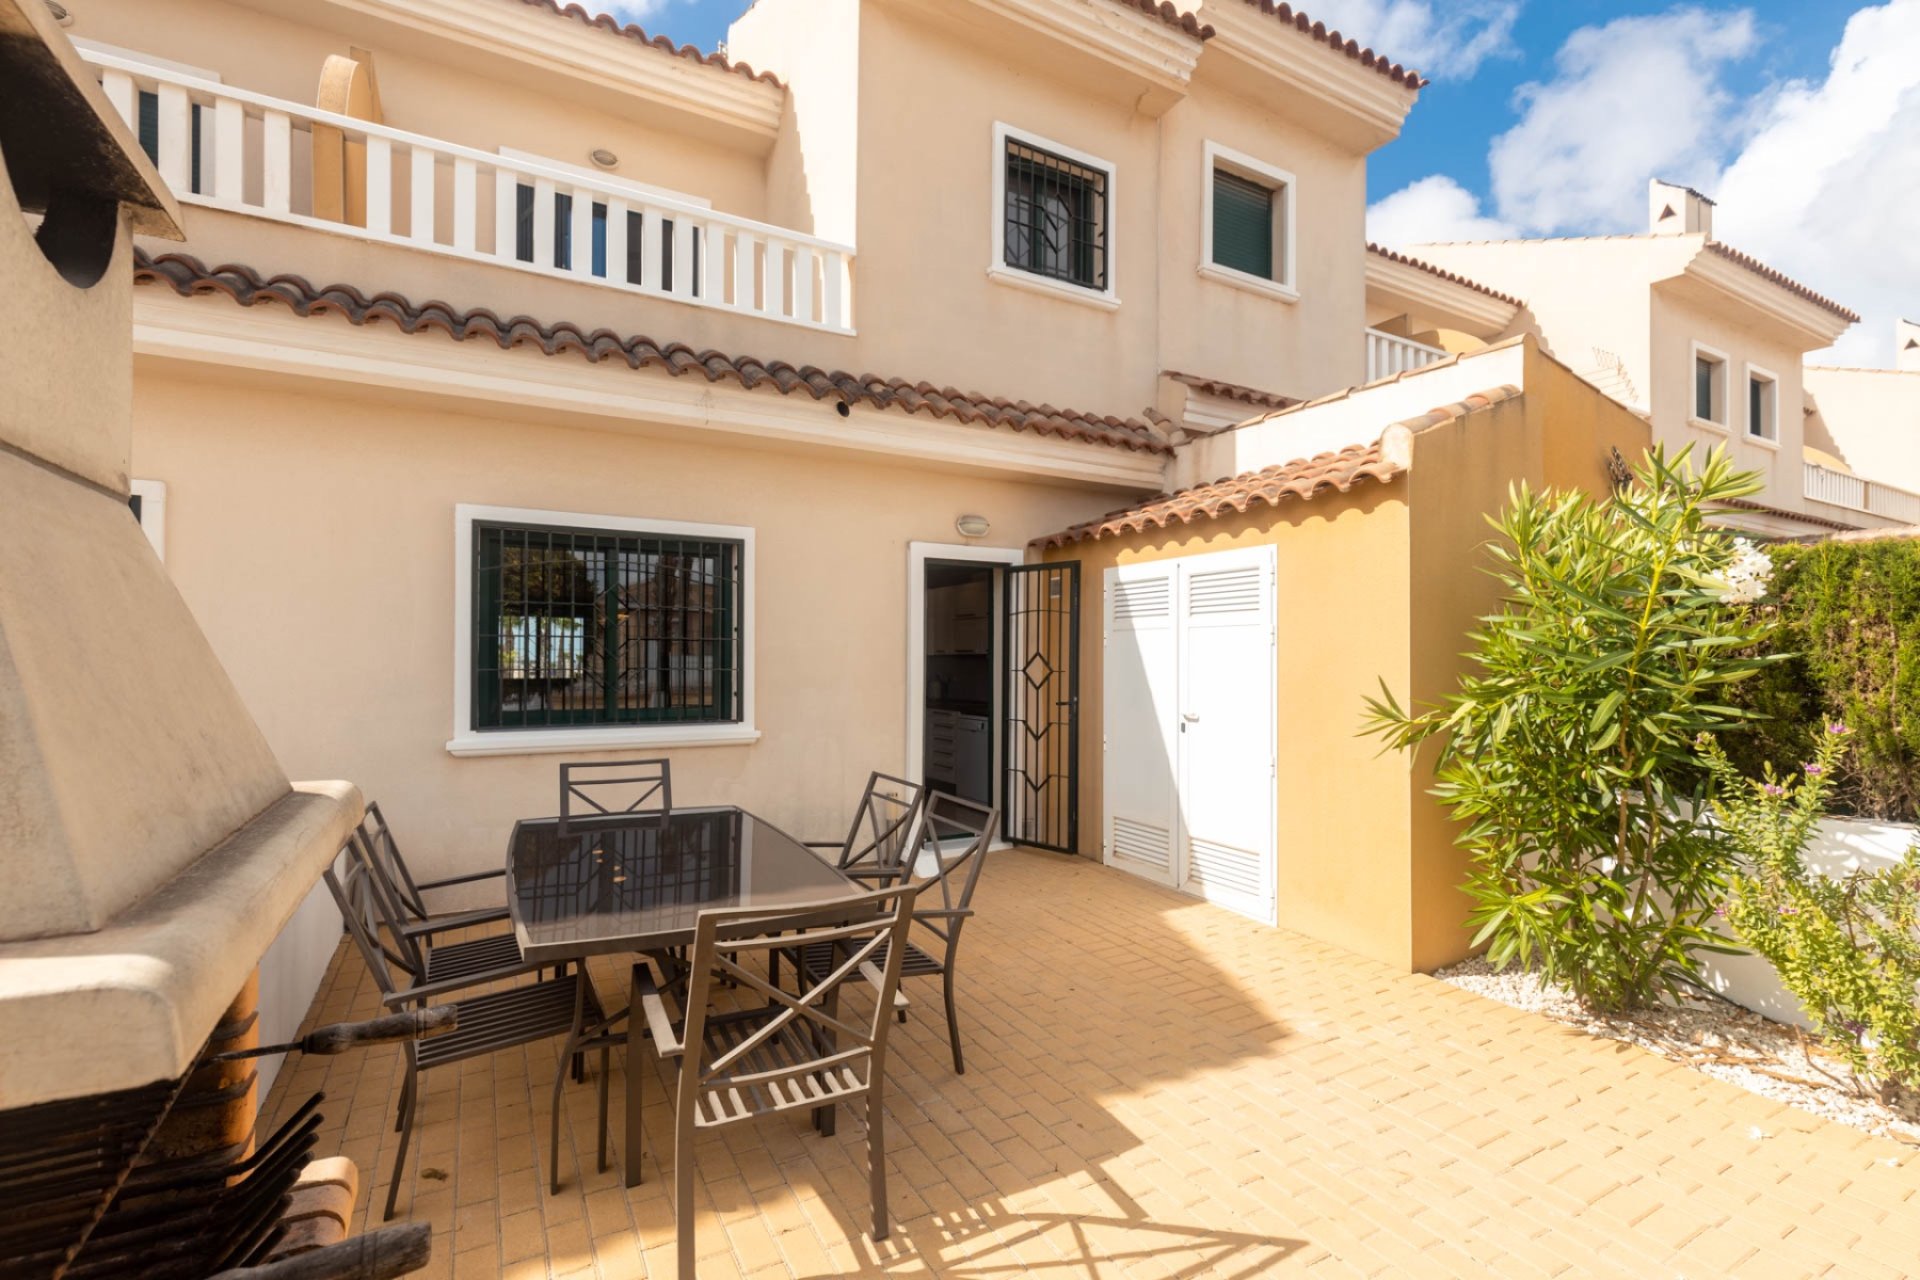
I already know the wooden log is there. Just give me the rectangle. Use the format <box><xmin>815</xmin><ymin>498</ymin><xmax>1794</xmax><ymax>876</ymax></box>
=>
<box><xmin>207</xmin><ymin>1222</ymin><xmax>430</xmax><ymax>1280</ymax></box>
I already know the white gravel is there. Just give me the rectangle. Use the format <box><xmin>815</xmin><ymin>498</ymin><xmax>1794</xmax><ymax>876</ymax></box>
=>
<box><xmin>1435</xmin><ymin>957</ymin><xmax>1920</xmax><ymax>1148</ymax></box>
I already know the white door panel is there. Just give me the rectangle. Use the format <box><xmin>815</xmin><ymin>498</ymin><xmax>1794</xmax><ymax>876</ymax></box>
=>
<box><xmin>1102</xmin><ymin>548</ymin><xmax>1276</xmax><ymax>923</ymax></box>
<box><xmin>1103</xmin><ymin>565</ymin><xmax>1178</xmax><ymax>885</ymax></box>
<box><xmin>1178</xmin><ymin>548</ymin><xmax>1275</xmax><ymax>921</ymax></box>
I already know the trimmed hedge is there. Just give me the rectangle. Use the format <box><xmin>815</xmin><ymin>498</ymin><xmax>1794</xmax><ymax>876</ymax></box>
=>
<box><xmin>1725</xmin><ymin>536</ymin><xmax>1920</xmax><ymax>823</ymax></box>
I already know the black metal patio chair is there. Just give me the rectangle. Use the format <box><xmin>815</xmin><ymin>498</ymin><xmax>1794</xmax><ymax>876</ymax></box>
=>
<box><xmin>632</xmin><ymin>881</ymin><xmax>924</xmax><ymax>1278</ymax></box>
<box><xmin>322</xmin><ymin>838</ymin><xmax>619</xmax><ymax>1218</ymax></box>
<box><xmin>558</xmin><ymin>758</ymin><xmax>671</xmax><ymax>833</ymax></box>
<box><xmin>795</xmin><ymin>792</ymin><xmax>996</xmax><ymax>1073</ymax></box>
<box><xmin>802</xmin><ymin>770</ymin><xmax>927</xmax><ymax>881</ymax></box>
<box><xmin>351</xmin><ymin>800</ymin><xmax>511</xmax><ymax>944</ymax></box>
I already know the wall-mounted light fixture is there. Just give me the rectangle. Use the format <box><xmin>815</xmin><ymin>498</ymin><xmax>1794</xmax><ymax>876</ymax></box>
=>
<box><xmin>954</xmin><ymin>514</ymin><xmax>991</xmax><ymax>539</ymax></box>
<box><xmin>589</xmin><ymin>148</ymin><xmax>619</xmax><ymax>170</ymax></box>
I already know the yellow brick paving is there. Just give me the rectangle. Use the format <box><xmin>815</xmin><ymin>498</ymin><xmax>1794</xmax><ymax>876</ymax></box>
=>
<box><xmin>263</xmin><ymin>848</ymin><xmax>1920</xmax><ymax>1278</ymax></box>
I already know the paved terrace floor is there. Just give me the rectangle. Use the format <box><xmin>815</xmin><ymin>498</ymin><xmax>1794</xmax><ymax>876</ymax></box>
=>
<box><xmin>264</xmin><ymin>848</ymin><xmax>1920</xmax><ymax>1279</ymax></box>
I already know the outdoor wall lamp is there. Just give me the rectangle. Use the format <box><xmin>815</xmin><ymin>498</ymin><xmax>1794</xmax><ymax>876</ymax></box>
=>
<box><xmin>589</xmin><ymin>148</ymin><xmax>619</xmax><ymax>169</ymax></box>
<box><xmin>954</xmin><ymin>514</ymin><xmax>991</xmax><ymax>539</ymax></box>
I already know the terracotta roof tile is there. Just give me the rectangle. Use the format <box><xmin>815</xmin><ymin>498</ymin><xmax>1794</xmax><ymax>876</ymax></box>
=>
<box><xmin>515</xmin><ymin>0</ymin><xmax>783</xmax><ymax>87</ymax></box>
<box><xmin>1704</xmin><ymin>241</ymin><xmax>1860</xmax><ymax>323</ymax></box>
<box><xmin>1231</xmin><ymin>2</ymin><xmax>1426</xmax><ymax>89</ymax></box>
<box><xmin>1367</xmin><ymin>243</ymin><xmax>1523</xmax><ymax>308</ymax></box>
<box><xmin>1164</xmin><ymin>370</ymin><xmax>1298</xmax><ymax>411</ymax></box>
<box><xmin>1031</xmin><ymin>439</ymin><xmax>1401</xmax><ymax>547</ymax></box>
<box><xmin>1114</xmin><ymin>0</ymin><xmax>1215</xmax><ymax>39</ymax></box>
<box><xmin>131</xmin><ymin>250</ymin><xmax>1170</xmax><ymax>455</ymax></box>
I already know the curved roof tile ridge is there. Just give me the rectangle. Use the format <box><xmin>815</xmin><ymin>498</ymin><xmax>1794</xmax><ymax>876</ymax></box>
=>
<box><xmin>130</xmin><ymin>250</ymin><xmax>1170</xmax><ymax>455</ymax></box>
<box><xmin>1232</xmin><ymin>1</ymin><xmax>1426</xmax><ymax>89</ymax></box>
<box><xmin>1703</xmin><ymin>240</ymin><xmax>1860</xmax><ymax>323</ymax></box>
<box><xmin>1366</xmin><ymin>243</ymin><xmax>1523</xmax><ymax>308</ymax></box>
<box><xmin>515</xmin><ymin>0</ymin><xmax>784</xmax><ymax>87</ymax></box>
<box><xmin>1116</xmin><ymin>0</ymin><xmax>1215</xmax><ymax>38</ymax></box>
<box><xmin>1032</xmin><ymin>439</ymin><xmax>1402</xmax><ymax>546</ymax></box>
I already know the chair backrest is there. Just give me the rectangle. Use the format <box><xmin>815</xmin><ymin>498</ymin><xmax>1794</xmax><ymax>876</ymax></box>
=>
<box><xmin>559</xmin><ymin>759</ymin><xmax>672</xmax><ymax>832</ymax></box>
<box><xmin>910</xmin><ymin>793</ymin><xmax>997</xmax><ymax>959</ymax></box>
<box><xmin>678</xmin><ymin>882</ymin><xmax>921</xmax><ymax>1128</ymax></box>
<box><xmin>321</xmin><ymin>834</ymin><xmax>409</xmax><ymax>999</ymax></box>
<box><xmin>834</xmin><ymin>771</ymin><xmax>927</xmax><ymax>878</ymax></box>
<box><xmin>358</xmin><ymin>800</ymin><xmax>430</xmax><ymax>922</ymax></box>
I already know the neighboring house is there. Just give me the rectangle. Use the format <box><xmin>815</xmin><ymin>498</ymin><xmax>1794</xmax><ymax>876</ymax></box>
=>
<box><xmin>1404</xmin><ymin>181</ymin><xmax>1920</xmax><ymax>536</ymax></box>
<box><xmin>67</xmin><ymin>0</ymin><xmax>1639</xmax><ymax>977</ymax></box>
<box><xmin>1805</xmin><ymin>320</ymin><xmax>1920</xmax><ymax>509</ymax></box>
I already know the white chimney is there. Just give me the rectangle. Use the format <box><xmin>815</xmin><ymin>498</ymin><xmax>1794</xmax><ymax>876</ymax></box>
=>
<box><xmin>1899</xmin><ymin>319</ymin><xmax>1920</xmax><ymax>373</ymax></box>
<box><xmin>1649</xmin><ymin>179</ymin><xmax>1714</xmax><ymax>238</ymax></box>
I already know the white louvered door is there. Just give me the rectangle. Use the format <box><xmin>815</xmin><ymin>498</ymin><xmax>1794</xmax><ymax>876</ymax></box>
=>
<box><xmin>1103</xmin><ymin>564</ymin><xmax>1179</xmax><ymax>885</ymax></box>
<box><xmin>1176</xmin><ymin>547</ymin><xmax>1276</xmax><ymax>922</ymax></box>
<box><xmin>1102</xmin><ymin>547</ymin><xmax>1276</xmax><ymax>922</ymax></box>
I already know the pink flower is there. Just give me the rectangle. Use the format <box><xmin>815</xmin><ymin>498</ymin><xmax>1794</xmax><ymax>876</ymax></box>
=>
<box><xmin>1804</xmin><ymin>763</ymin><xmax>1824</xmax><ymax>777</ymax></box>
<box><xmin>1827</xmin><ymin>722</ymin><xmax>1850</xmax><ymax>735</ymax></box>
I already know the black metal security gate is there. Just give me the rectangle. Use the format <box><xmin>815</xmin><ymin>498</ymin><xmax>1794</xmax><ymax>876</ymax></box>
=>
<box><xmin>1003</xmin><ymin>562</ymin><xmax>1079</xmax><ymax>853</ymax></box>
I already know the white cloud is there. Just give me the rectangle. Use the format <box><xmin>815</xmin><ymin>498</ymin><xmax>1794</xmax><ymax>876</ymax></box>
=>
<box><xmin>1367</xmin><ymin>175</ymin><xmax>1516</xmax><ymax>247</ymax></box>
<box><xmin>1487</xmin><ymin>7</ymin><xmax>1758</xmax><ymax>234</ymax></box>
<box><xmin>1292</xmin><ymin>0</ymin><xmax>1521</xmax><ymax>80</ymax></box>
<box><xmin>1712</xmin><ymin>1</ymin><xmax>1920</xmax><ymax>364</ymax></box>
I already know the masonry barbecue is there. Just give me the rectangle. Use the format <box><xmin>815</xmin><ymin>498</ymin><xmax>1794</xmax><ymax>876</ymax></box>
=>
<box><xmin>0</xmin><ymin>3</ymin><xmax>435</xmax><ymax>1275</ymax></box>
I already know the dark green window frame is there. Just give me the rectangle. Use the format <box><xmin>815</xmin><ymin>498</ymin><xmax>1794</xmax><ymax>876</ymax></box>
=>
<box><xmin>472</xmin><ymin>521</ymin><xmax>742</xmax><ymax>731</ymax></box>
<box><xmin>1210</xmin><ymin>168</ymin><xmax>1275</xmax><ymax>280</ymax></box>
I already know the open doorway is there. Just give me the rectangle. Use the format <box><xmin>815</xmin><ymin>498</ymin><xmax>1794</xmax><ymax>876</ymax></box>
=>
<box><xmin>905</xmin><ymin>543</ymin><xmax>1079</xmax><ymax>854</ymax></box>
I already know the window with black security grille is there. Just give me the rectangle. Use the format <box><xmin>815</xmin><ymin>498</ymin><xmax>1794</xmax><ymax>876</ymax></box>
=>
<box><xmin>472</xmin><ymin>523</ymin><xmax>742</xmax><ymax>730</ymax></box>
<box><xmin>1003</xmin><ymin>138</ymin><xmax>1108</xmax><ymax>291</ymax></box>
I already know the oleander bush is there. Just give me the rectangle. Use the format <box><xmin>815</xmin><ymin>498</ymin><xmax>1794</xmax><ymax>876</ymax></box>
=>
<box><xmin>1702</xmin><ymin>726</ymin><xmax>1920</xmax><ymax>1101</ymax></box>
<box><xmin>1364</xmin><ymin>447</ymin><xmax>1782</xmax><ymax>1013</ymax></box>
<box><xmin>1722</xmin><ymin>537</ymin><xmax>1920</xmax><ymax>824</ymax></box>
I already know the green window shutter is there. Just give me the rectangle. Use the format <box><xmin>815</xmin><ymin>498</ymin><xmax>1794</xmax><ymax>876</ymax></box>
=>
<box><xmin>1212</xmin><ymin>169</ymin><xmax>1274</xmax><ymax>279</ymax></box>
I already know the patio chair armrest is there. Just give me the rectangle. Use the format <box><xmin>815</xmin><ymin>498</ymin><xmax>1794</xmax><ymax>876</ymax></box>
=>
<box><xmin>857</xmin><ymin>959</ymin><xmax>912</xmax><ymax>1010</ymax></box>
<box><xmin>399</xmin><ymin>905</ymin><xmax>512</xmax><ymax>940</ymax></box>
<box><xmin>416</xmin><ymin>869</ymin><xmax>506</xmax><ymax>891</ymax></box>
<box><xmin>633</xmin><ymin>967</ymin><xmax>686</xmax><ymax>1057</ymax></box>
<box><xmin>379</xmin><ymin>961</ymin><xmax>543</xmax><ymax>1008</ymax></box>
<box><xmin>912</xmin><ymin>908</ymin><xmax>975</xmax><ymax>922</ymax></box>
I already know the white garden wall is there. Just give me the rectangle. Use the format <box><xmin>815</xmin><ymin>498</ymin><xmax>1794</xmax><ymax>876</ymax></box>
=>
<box><xmin>1699</xmin><ymin>815</ymin><xmax>1919</xmax><ymax>1028</ymax></box>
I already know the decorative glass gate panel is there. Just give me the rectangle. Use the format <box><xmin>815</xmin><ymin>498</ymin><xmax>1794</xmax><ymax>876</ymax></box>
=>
<box><xmin>1003</xmin><ymin>562</ymin><xmax>1079</xmax><ymax>852</ymax></box>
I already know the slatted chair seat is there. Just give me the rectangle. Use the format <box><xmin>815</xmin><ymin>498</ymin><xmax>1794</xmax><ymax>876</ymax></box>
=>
<box><xmin>417</xmin><ymin>930</ymin><xmax>526</xmax><ymax>985</ymax></box>
<box><xmin>415</xmin><ymin>972</ymin><xmax>604</xmax><ymax>1071</ymax></box>
<box><xmin>691</xmin><ymin>1009</ymin><xmax>869</xmax><ymax>1127</ymax></box>
<box><xmin>794</xmin><ymin>936</ymin><xmax>943</xmax><ymax>985</ymax></box>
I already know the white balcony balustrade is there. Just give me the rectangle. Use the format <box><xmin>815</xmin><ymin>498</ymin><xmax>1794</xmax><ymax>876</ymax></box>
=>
<box><xmin>1804</xmin><ymin>463</ymin><xmax>1920</xmax><ymax>524</ymax></box>
<box><xmin>1365</xmin><ymin>328</ymin><xmax>1447</xmax><ymax>382</ymax></box>
<box><xmin>85</xmin><ymin>50</ymin><xmax>854</xmax><ymax>335</ymax></box>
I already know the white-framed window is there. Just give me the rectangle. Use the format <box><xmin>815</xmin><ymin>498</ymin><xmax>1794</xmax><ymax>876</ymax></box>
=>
<box><xmin>1691</xmin><ymin>341</ymin><xmax>1729</xmax><ymax>428</ymax></box>
<box><xmin>1199</xmin><ymin>141</ymin><xmax>1296</xmax><ymax>302</ymax></box>
<box><xmin>1745</xmin><ymin>363</ymin><xmax>1779</xmax><ymax>444</ymax></box>
<box><xmin>988</xmin><ymin>122</ymin><xmax>1118</xmax><ymax>309</ymax></box>
<box><xmin>129</xmin><ymin>477</ymin><xmax>167</xmax><ymax>562</ymax></box>
<box><xmin>449</xmin><ymin>504</ymin><xmax>758</xmax><ymax>757</ymax></box>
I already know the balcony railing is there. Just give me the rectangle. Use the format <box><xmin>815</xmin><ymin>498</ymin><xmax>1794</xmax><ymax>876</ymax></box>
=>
<box><xmin>1805</xmin><ymin>463</ymin><xmax>1920</xmax><ymax>524</ymax></box>
<box><xmin>84</xmin><ymin>50</ymin><xmax>854</xmax><ymax>334</ymax></box>
<box><xmin>1366</xmin><ymin>328</ymin><xmax>1447</xmax><ymax>382</ymax></box>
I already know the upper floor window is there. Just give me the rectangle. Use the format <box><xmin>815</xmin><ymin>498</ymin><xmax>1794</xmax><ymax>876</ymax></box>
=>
<box><xmin>1200</xmin><ymin>142</ymin><xmax>1296</xmax><ymax>301</ymax></box>
<box><xmin>992</xmin><ymin>124</ymin><xmax>1114</xmax><ymax>303</ymax></box>
<box><xmin>1692</xmin><ymin>343</ymin><xmax>1729</xmax><ymax>427</ymax></box>
<box><xmin>1747</xmin><ymin>366</ymin><xmax>1779</xmax><ymax>442</ymax></box>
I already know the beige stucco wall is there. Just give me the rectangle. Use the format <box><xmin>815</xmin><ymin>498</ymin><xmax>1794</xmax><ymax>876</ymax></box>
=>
<box><xmin>1806</xmin><ymin>367</ymin><xmax>1920</xmax><ymax>492</ymax></box>
<box><xmin>129</xmin><ymin>364</ymin><xmax>1121</xmax><ymax>885</ymax></box>
<box><xmin>1648</xmin><ymin>280</ymin><xmax>1808</xmax><ymax>512</ymax></box>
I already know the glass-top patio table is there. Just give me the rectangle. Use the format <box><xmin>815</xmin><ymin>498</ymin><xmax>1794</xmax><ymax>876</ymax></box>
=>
<box><xmin>505</xmin><ymin>805</ymin><xmax>862</xmax><ymax>1186</ymax></box>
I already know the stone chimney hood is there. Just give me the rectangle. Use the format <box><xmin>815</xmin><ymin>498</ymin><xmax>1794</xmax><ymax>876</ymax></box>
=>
<box><xmin>0</xmin><ymin>0</ymin><xmax>360</xmax><ymax>1109</ymax></box>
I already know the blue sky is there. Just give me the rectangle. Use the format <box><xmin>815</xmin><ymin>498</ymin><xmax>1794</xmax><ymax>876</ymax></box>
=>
<box><xmin>611</xmin><ymin>0</ymin><xmax>1918</xmax><ymax>362</ymax></box>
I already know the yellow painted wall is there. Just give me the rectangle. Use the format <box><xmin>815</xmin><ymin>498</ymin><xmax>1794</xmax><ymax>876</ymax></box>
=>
<box><xmin>1047</xmin><ymin>345</ymin><xmax>1652</xmax><ymax>972</ymax></box>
